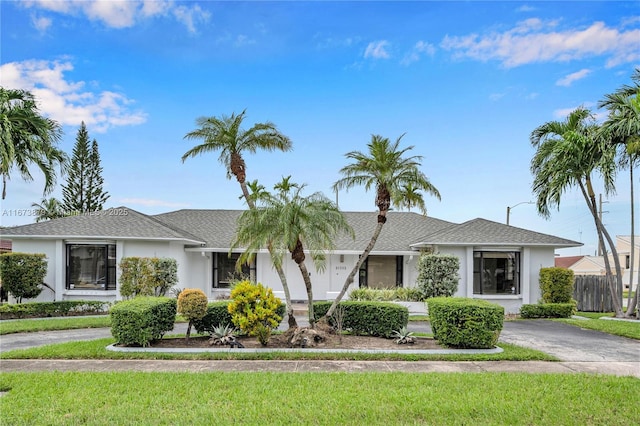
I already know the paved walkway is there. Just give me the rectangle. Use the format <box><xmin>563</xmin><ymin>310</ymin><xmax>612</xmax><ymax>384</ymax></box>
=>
<box><xmin>1</xmin><ymin>359</ymin><xmax>639</xmax><ymax>377</ymax></box>
<box><xmin>1</xmin><ymin>316</ymin><xmax>638</xmax><ymax>377</ymax></box>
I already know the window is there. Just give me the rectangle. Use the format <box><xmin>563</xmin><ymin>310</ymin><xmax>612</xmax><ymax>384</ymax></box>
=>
<box><xmin>359</xmin><ymin>256</ymin><xmax>403</xmax><ymax>289</ymax></box>
<box><xmin>625</xmin><ymin>255</ymin><xmax>630</xmax><ymax>269</ymax></box>
<box><xmin>213</xmin><ymin>253</ymin><xmax>251</xmax><ymax>288</ymax></box>
<box><xmin>66</xmin><ymin>244</ymin><xmax>116</xmax><ymax>290</ymax></box>
<box><xmin>473</xmin><ymin>251</ymin><xmax>520</xmax><ymax>295</ymax></box>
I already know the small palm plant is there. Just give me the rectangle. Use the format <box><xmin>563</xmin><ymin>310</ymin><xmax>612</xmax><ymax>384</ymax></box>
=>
<box><xmin>208</xmin><ymin>324</ymin><xmax>239</xmax><ymax>346</ymax></box>
<box><xmin>391</xmin><ymin>326</ymin><xmax>416</xmax><ymax>344</ymax></box>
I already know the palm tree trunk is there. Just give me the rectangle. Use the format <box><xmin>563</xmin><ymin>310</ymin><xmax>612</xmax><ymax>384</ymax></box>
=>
<box><xmin>239</xmin><ymin>180</ymin><xmax>297</xmax><ymax>328</ymax></box>
<box><xmin>579</xmin><ymin>181</ymin><xmax>624</xmax><ymax>316</ymax></box>
<box><xmin>2</xmin><ymin>173</ymin><xmax>6</xmax><ymax>200</ymax></box>
<box><xmin>626</xmin><ymin>162</ymin><xmax>639</xmax><ymax>317</ymax></box>
<box><xmin>324</xmin><ymin>218</ymin><xmax>386</xmax><ymax>319</ymax></box>
<box><xmin>295</xmin><ymin>260</ymin><xmax>315</xmax><ymax>325</ymax></box>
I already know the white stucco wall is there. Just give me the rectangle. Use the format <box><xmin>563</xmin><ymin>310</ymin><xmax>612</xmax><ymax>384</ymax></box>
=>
<box><xmin>8</xmin><ymin>239</ymin><xmax>58</xmax><ymax>303</ymax></box>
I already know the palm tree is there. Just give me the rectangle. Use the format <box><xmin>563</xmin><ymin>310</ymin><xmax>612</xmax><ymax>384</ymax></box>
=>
<box><xmin>232</xmin><ymin>176</ymin><xmax>354</xmax><ymax>325</ymax></box>
<box><xmin>599</xmin><ymin>68</ymin><xmax>640</xmax><ymax>317</ymax></box>
<box><xmin>31</xmin><ymin>197</ymin><xmax>65</xmax><ymax>222</ymax></box>
<box><xmin>394</xmin><ymin>180</ymin><xmax>427</xmax><ymax>213</ymax></box>
<box><xmin>0</xmin><ymin>87</ymin><xmax>66</xmax><ymax>199</ymax></box>
<box><xmin>530</xmin><ymin>107</ymin><xmax>625</xmax><ymax>317</ymax></box>
<box><xmin>182</xmin><ymin>110</ymin><xmax>292</xmax><ymax>208</ymax></box>
<box><xmin>323</xmin><ymin>134</ymin><xmax>441</xmax><ymax>319</ymax></box>
<box><xmin>182</xmin><ymin>110</ymin><xmax>299</xmax><ymax>326</ymax></box>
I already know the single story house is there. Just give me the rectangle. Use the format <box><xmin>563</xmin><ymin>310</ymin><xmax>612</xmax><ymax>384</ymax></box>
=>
<box><xmin>0</xmin><ymin>207</ymin><xmax>581</xmax><ymax>313</ymax></box>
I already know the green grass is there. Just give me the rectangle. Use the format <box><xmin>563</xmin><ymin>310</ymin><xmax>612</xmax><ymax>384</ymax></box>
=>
<box><xmin>0</xmin><ymin>316</ymin><xmax>111</xmax><ymax>335</ymax></box>
<box><xmin>0</xmin><ymin>336</ymin><xmax>557</xmax><ymax>361</ymax></box>
<box><xmin>556</xmin><ymin>316</ymin><xmax>640</xmax><ymax>340</ymax></box>
<box><xmin>409</xmin><ymin>314</ymin><xmax>429</xmax><ymax>321</ymax></box>
<box><xmin>575</xmin><ymin>311</ymin><xmax>615</xmax><ymax>319</ymax></box>
<box><xmin>0</xmin><ymin>372</ymin><xmax>637</xmax><ymax>425</ymax></box>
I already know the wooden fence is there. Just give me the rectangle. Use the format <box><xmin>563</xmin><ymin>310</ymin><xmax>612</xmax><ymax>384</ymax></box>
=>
<box><xmin>573</xmin><ymin>275</ymin><xmax>615</xmax><ymax>312</ymax></box>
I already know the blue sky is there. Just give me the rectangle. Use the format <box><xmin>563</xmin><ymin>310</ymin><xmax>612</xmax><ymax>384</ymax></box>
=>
<box><xmin>1</xmin><ymin>0</ymin><xmax>639</xmax><ymax>257</ymax></box>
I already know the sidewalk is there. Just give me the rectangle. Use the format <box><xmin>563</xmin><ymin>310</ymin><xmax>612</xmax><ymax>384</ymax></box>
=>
<box><xmin>1</xmin><ymin>359</ymin><xmax>638</xmax><ymax>377</ymax></box>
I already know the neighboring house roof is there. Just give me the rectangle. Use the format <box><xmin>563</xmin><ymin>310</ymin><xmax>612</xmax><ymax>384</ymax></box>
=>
<box><xmin>153</xmin><ymin>210</ymin><xmax>456</xmax><ymax>252</ymax></box>
<box><xmin>555</xmin><ymin>256</ymin><xmax>585</xmax><ymax>269</ymax></box>
<box><xmin>0</xmin><ymin>239</ymin><xmax>11</xmax><ymax>252</ymax></box>
<box><xmin>568</xmin><ymin>255</ymin><xmax>607</xmax><ymax>275</ymax></box>
<box><xmin>411</xmin><ymin>218</ymin><xmax>581</xmax><ymax>248</ymax></box>
<box><xmin>0</xmin><ymin>207</ymin><xmax>205</xmax><ymax>244</ymax></box>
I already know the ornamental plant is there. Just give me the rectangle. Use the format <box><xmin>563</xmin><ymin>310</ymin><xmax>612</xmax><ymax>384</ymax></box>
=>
<box><xmin>0</xmin><ymin>253</ymin><xmax>48</xmax><ymax>303</ymax></box>
<box><xmin>228</xmin><ymin>280</ymin><xmax>282</xmax><ymax>346</ymax></box>
<box><xmin>539</xmin><ymin>267</ymin><xmax>574</xmax><ymax>303</ymax></box>
<box><xmin>177</xmin><ymin>288</ymin><xmax>208</xmax><ymax>339</ymax></box>
<box><xmin>119</xmin><ymin>257</ymin><xmax>178</xmax><ymax>299</ymax></box>
<box><xmin>415</xmin><ymin>253</ymin><xmax>460</xmax><ymax>300</ymax></box>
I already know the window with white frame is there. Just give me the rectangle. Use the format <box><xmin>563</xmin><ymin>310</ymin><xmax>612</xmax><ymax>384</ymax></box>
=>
<box><xmin>66</xmin><ymin>243</ymin><xmax>116</xmax><ymax>290</ymax></box>
<box><xmin>473</xmin><ymin>251</ymin><xmax>520</xmax><ymax>295</ymax></box>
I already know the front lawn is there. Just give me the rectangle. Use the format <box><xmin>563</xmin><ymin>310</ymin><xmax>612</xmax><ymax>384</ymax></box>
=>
<box><xmin>556</xmin><ymin>316</ymin><xmax>640</xmax><ymax>340</ymax></box>
<box><xmin>0</xmin><ymin>337</ymin><xmax>557</xmax><ymax>361</ymax></box>
<box><xmin>0</xmin><ymin>316</ymin><xmax>111</xmax><ymax>335</ymax></box>
<box><xmin>0</xmin><ymin>371</ymin><xmax>637</xmax><ymax>425</ymax></box>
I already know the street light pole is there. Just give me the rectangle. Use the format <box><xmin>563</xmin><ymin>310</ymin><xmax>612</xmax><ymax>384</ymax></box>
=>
<box><xmin>506</xmin><ymin>201</ymin><xmax>533</xmax><ymax>226</ymax></box>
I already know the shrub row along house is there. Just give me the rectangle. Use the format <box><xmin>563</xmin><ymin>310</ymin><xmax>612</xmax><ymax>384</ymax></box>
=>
<box><xmin>1</xmin><ymin>207</ymin><xmax>581</xmax><ymax>313</ymax></box>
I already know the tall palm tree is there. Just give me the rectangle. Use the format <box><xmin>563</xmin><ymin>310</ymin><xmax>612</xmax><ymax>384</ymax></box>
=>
<box><xmin>323</xmin><ymin>134</ymin><xmax>441</xmax><ymax>319</ymax></box>
<box><xmin>0</xmin><ymin>87</ymin><xmax>66</xmax><ymax>199</ymax></box>
<box><xmin>31</xmin><ymin>197</ymin><xmax>65</xmax><ymax>222</ymax></box>
<box><xmin>599</xmin><ymin>68</ymin><xmax>640</xmax><ymax>317</ymax></box>
<box><xmin>182</xmin><ymin>110</ymin><xmax>299</xmax><ymax>326</ymax></box>
<box><xmin>530</xmin><ymin>107</ymin><xmax>625</xmax><ymax>317</ymax></box>
<box><xmin>232</xmin><ymin>177</ymin><xmax>354</xmax><ymax>325</ymax></box>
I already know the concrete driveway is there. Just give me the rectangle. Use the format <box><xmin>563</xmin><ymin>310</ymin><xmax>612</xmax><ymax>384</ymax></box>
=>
<box><xmin>499</xmin><ymin>319</ymin><xmax>640</xmax><ymax>362</ymax></box>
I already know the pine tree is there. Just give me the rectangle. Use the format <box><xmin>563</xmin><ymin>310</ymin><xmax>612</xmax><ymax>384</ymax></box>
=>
<box><xmin>62</xmin><ymin>122</ymin><xmax>109</xmax><ymax>213</ymax></box>
<box><xmin>86</xmin><ymin>139</ymin><xmax>109</xmax><ymax>211</ymax></box>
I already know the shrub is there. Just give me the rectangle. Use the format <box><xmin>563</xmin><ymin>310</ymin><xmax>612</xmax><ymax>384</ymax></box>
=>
<box><xmin>427</xmin><ymin>297</ymin><xmax>503</xmax><ymax>349</ymax></box>
<box><xmin>314</xmin><ymin>301</ymin><xmax>408</xmax><ymax>337</ymax></box>
<box><xmin>0</xmin><ymin>300</ymin><xmax>110</xmax><ymax>320</ymax></box>
<box><xmin>110</xmin><ymin>297</ymin><xmax>177</xmax><ymax>347</ymax></box>
<box><xmin>177</xmin><ymin>288</ymin><xmax>208</xmax><ymax>338</ymax></box>
<box><xmin>520</xmin><ymin>303</ymin><xmax>576</xmax><ymax>318</ymax></box>
<box><xmin>0</xmin><ymin>253</ymin><xmax>48</xmax><ymax>303</ymax></box>
<box><xmin>415</xmin><ymin>253</ymin><xmax>460</xmax><ymax>299</ymax></box>
<box><xmin>119</xmin><ymin>257</ymin><xmax>179</xmax><ymax>299</ymax></box>
<box><xmin>192</xmin><ymin>301</ymin><xmax>286</xmax><ymax>335</ymax></box>
<box><xmin>539</xmin><ymin>267</ymin><xmax>574</xmax><ymax>303</ymax></box>
<box><xmin>228</xmin><ymin>280</ymin><xmax>282</xmax><ymax>346</ymax></box>
<box><xmin>348</xmin><ymin>287</ymin><xmax>424</xmax><ymax>302</ymax></box>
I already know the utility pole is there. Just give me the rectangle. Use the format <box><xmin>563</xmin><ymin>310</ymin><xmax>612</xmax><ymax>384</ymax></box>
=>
<box><xmin>597</xmin><ymin>193</ymin><xmax>609</xmax><ymax>256</ymax></box>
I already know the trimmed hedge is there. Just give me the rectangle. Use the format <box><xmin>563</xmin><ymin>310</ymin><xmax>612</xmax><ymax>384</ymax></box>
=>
<box><xmin>540</xmin><ymin>267</ymin><xmax>574</xmax><ymax>303</ymax></box>
<box><xmin>110</xmin><ymin>297</ymin><xmax>176</xmax><ymax>347</ymax></box>
<box><xmin>520</xmin><ymin>303</ymin><xmax>576</xmax><ymax>319</ymax></box>
<box><xmin>0</xmin><ymin>300</ymin><xmax>111</xmax><ymax>320</ymax></box>
<box><xmin>348</xmin><ymin>287</ymin><xmax>424</xmax><ymax>302</ymax></box>
<box><xmin>313</xmin><ymin>301</ymin><xmax>408</xmax><ymax>337</ymax></box>
<box><xmin>427</xmin><ymin>297</ymin><xmax>504</xmax><ymax>349</ymax></box>
<box><xmin>192</xmin><ymin>301</ymin><xmax>286</xmax><ymax>335</ymax></box>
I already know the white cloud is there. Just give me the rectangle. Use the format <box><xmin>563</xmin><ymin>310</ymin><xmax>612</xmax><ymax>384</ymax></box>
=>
<box><xmin>31</xmin><ymin>14</ymin><xmax>52</xmax><ymax>32</ymax></box>
<box><xmin>516</xmin><ymin>5</ymin><xmax>536</xmax><ymax>13</ymax></box>
<box><xmin>172</xmin><ymin>3</ymin><xmax>210</xmax><ymax>34</ymax></box>
<box><xmin>441</xmin><ymin>19</ymin><xmax>640</xmax><ymax>68</ymax></box>
<box><xmin>0</xmin><ymin>59</ymin><xmax>147</xmax><ymax>133</ymax></box>
<box><xmin>401</xmin><ymin>40</ymin><xmax>436</xmax><ymax>66</ymax></box>
<box><xmin>364</xmin><ymin>40</ymin><xmax>391</xmax><ymax>60</ymax></box>
<box><xmin>489</xmin><ymin>93</ymin><xmax>505</xmax><ymax>101</ymax></box>
<box><xmin>234</xmin><ymin>34</ymin><xmax>256</xmax><ymax>47</ymax></box>
<box><xmin>22</xmin><ymin>0</ymin><xmax>210</xmax><ymax>32</ymax></box>
<box><xmin>119</xmin><ymin>198</ymin><xmax>190</xmax><ymax>208</ymax></box>
<box><xmin>556</xmin><ymin>68</ymin><xmax>592</xmax><ymax>86</ymax></box>
<box><xmin>553</xmin><ymin>102</ymin><xmax>596</xmax><ymax>119</ymax></box>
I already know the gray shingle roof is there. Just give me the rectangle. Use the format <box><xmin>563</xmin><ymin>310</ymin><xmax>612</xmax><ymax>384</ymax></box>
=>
<box><xmin>2</xmin><ymin>208</ymin><xmax>581</xmax><ymax>250</ymax></box>
<box><xmin>153</xmin><ymin>210</ymin><xmax>455</xmax><ymax>252</ymax></box>
<box><xmin>1</xmin><ymin>207</ymin><xmax>204</xmax><ymax>244</ymax></box>
<box><xmin>412</xmin><ymin>218</ymin><xmax>581</xmax><ymax>248</ymax></box>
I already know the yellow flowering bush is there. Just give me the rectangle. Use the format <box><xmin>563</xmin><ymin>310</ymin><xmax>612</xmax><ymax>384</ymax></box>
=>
<box><xmin>228</xmin><ymin>280</ymin><xmax>282</xmax><ymax>346</ymax></box>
